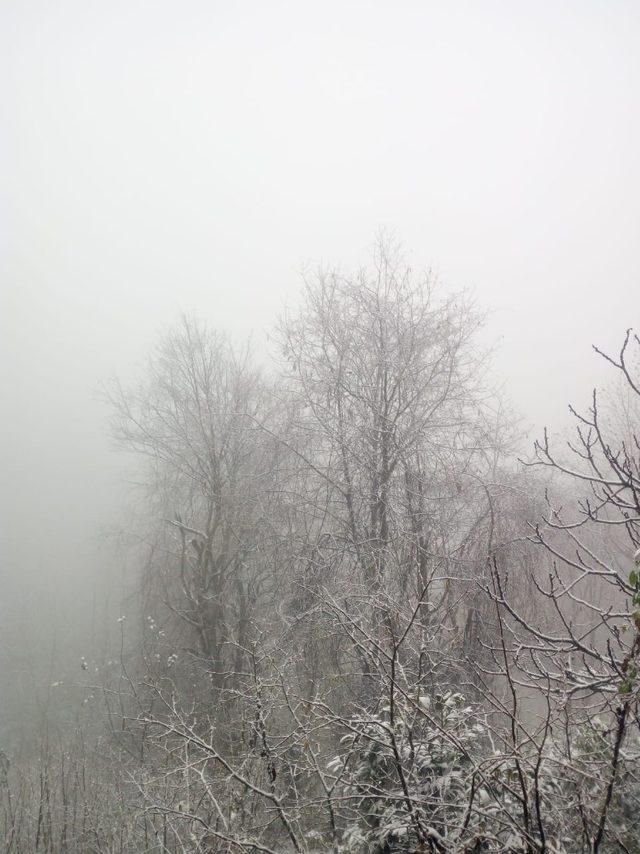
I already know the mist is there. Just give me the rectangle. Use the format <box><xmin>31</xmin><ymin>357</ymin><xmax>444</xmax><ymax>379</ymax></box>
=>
<box><xmin>2</xmin><ymin>2</ymin><xmax>640</xmax><ymax>851</ymax></box>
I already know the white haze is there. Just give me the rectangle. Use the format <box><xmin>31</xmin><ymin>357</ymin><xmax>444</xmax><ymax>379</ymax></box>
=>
<box><xmin>1</xmin><ymin>0</ymin><xmax>639</xmax><ymax>732</ymax></box>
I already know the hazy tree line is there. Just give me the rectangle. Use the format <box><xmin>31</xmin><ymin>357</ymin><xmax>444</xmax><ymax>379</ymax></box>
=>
<box><xmin>2</xmin><ymin>240</ymin><xmax>639</xmax><ymax>852</ymax></box>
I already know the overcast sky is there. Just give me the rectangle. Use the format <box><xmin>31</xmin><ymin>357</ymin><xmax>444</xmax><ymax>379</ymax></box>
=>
<box><xmin>1</xmin><ymin>1</ymin><xmax>639</xmax><ymax>676</ymax></box>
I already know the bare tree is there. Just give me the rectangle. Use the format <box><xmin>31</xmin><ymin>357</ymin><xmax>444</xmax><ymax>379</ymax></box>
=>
<box><xmin>480</xmin><ymin>329</ymin><xmax>640</xmax><ymax>852</ymax></box>
<box><xmin>276</xmin><ymin>237</ymin><xmax>515</xmax><ymax>702</ymax></box>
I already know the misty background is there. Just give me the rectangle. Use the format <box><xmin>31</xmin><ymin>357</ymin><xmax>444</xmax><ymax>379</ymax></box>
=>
<box><xmin>2</xmin><ymin>0</ymin><xmax>639</xmax><ymax>742</ymax></box>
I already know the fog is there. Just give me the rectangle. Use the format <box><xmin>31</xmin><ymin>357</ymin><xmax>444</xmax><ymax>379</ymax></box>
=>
<box><xmin>2</xmin><ymin>2</ymin><xmax>640</xmax><ymax>849</ymax></box>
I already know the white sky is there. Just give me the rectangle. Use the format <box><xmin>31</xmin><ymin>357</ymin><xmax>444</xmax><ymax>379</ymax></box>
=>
<box><xmin>1</xmin><ymin>0</ymin><xmax>639</xmax><ymax>662</ymax></box>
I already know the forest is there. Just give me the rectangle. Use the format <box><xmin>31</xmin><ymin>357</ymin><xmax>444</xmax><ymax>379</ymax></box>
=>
<box><xmin>2</xmin><ymin>240</ymin><xmax>639</xmax><ymax>853</ymax></box>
